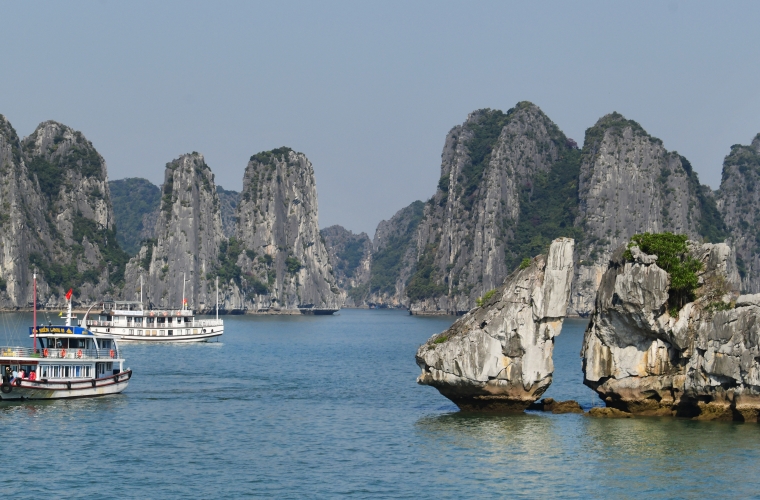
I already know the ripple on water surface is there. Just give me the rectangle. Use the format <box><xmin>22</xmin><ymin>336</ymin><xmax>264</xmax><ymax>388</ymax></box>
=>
<box><xmin>1</xmin><ymin>310</ymin><xmax>759</xmax><ymax>498</ymax></box>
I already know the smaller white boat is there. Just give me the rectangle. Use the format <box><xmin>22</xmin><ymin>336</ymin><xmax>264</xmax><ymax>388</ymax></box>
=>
<box><xmin>82</xmin><ymin>275</ymin><xmax>224</xmax><ymax>343</ymax></box>
<box><xmin>83</xmin><ymin>301</ymin><xmax>224</xmax><ymax>343</ymax></box>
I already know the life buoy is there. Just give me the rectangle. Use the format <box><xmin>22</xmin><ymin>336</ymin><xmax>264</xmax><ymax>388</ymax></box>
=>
<box><xmin>149</xmin><ymin>311</ymin><xmax>155</xmax><ymax>317</ymax></box>
<box><xmin>0</xmin><ymin>383</ymin><xmax>11</xmax><ymax>394</ymax></box>
<box><xmin>176</xmin><ymin>310</ymin><xmax>181</xmax><ymax>316</ymax></box>
<box><xmin>77</xmin><ymin>349</ymin><xmax>83</xmax><ymax>358</ymax></box>
<box><xmin>109</xmin><ymin>349</ymin><xmax>115</xmax><ymax>359</ymax></box>
<box><xmin>60</xmin><ymin>349</ymin><xmax>67</xmax><ymax>358</ymax></box>
<box><xmin>163</xmin><ymin>311</ymin><xmax>168</xmax><ymax>317</ymax></box>
<box><xmin>43</xmin><ymin>348</ymin><xmax>49</xmax><ymax>357</ymax></box>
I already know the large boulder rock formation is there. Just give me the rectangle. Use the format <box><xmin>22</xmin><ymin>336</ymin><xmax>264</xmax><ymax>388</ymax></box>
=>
<box><xmin>416</xmin><ymin>238</ymin><xmax>574</xmax><ymax>411</ymax></box>
<box><xmin>580</xmin><ymin>238</ymin><xmax>760</xmax><ymax>421</ymax></box>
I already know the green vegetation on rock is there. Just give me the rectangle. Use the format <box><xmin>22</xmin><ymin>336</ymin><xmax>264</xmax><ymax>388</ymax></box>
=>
<box><xmin>475</xmin><ymin>289</ymin><xmax>497</xmax><ymax>307</ymax></box>
<box><xmin>505</xmin><ymin>148</ymin><xmax>583</xmax><ymax>272</ymax></box>
<box><xmin>109</xmin><ymin>178</ymin><xmax>161</xmax><ymax>255</ymax></box>
<box><xmin>624</xmin><ymin>232</ymin><xmax>703</xmax><ymax>313</ymax></box>
<box><xmin>368</xmin><ymin>201</ymin><xmax>425</xmax><ymax>298</ymax></box>
<box><xmin>336</xmin><ymin>239</ymin><xmax>365</xmax><ymax>278</ymax></box>
<box><xmin>406</xmin><ymin>242</ymin><xmax>448</xmax><ymax>301</ymax></box>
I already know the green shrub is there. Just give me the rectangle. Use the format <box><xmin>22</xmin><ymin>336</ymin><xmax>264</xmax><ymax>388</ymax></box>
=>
<box><xmin>286</xmin><ymin>256</ymin><xmax>302</xmax><ymax>274</ymax></box>
<box><xmin>475</xmin><ymin>288</ymin><xmax>498</xmax><ymax>307</ymax></box>
<box><xmin>624</xmin><ymin>232</ymin><xmax>703</xmax><ymax>312</ymax></box>
<box><xmin>519</xmin><ymin>258</ymin><xmax>531</xmax><ymax>270</ymax></box>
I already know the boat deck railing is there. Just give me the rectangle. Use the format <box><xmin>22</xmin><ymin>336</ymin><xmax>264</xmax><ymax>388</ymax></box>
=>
<box><xmin>0</xmin><ymin>346</ymin><xmax>119</xmax><ymax>360</ymax></box>
<box><xmin>193</xmin><ymin>319</ymin><xmax>224</xmax><ymax>327</ymax></box>
<box><xmin>82</xmin><ymin>319</ymin><xmax>223</xmax><ymax>328</ymax></box>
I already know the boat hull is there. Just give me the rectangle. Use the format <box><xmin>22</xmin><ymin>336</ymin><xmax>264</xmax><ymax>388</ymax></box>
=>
<box><xmin>0</xmin><ymin>370</ymin><xmax>131</xmax><ymax>400</ymax></box>
<box><xmin>87</xmin><ymin>326</ymin><xmax>223</xmax><ymax>343</ymax></box>
<box><xmin>98</xmin><ymin>331</ymin><xmax>222</xmax><ymax>343</ymax></box>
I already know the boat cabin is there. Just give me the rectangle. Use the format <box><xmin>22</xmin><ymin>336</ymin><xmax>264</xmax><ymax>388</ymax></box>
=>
<box><xmin>0</xmin><ymin>326</ymin><xmax>124</xmax><ymax>382</ymax></box>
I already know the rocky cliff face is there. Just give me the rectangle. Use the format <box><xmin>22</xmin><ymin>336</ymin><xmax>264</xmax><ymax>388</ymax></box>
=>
<box><xmin>320</xmin><ymin>225</ymin><xmax>371</xmax><ymax>307</ymax></box>
<box><xmin>216</xmin><ymin>186</ymin><xmax>240</xmax><ymax>239</ymax></box>
<box><xmin>408</xmin><ymin>102</ymin><xmax>578</xmax><ymax>314</ymax></box>
<box><xmin>571</xmin><ymin>114</ymin><xmax>727</xmax><ymax>316</ymax></box>
<box><xmin>361</xmin><ymin>200</ymin><xmax>425</xmax><ymax>307</ymax></box>
<box><xmin>19</xmin><ymin>120</ymin><xmax>126</xmax><ymax>306</ymax></box>
<box><xmin>0</xmin><ymin>116</ymin><xmax>50</xmax><ymax>308</ymax></box>
<box><xmin>109</xmin><ymin>178</ymin><xmax>161</xmax><ymax>255</ymax></box>
<box><xmin>235</xmin><ymin>148</ymin><xmax>340</xmax><ymax>310</ymax></box>
<box><xmin>717</xmin><ymin>134</ymin><xmax>760</xmax><ymax>293</ymax></box>
<box><xmin>123</xmin><ymin>153</ymin><xmax>224</xmax><ymax>311</ymax></box>
<box><xmin>416</xmin><ymin>238</ymin><xmax>574</xmax><ymax>411</ymax></box>
<box><xmin>579</xmin><ymin>239</ymin><xmax>760</xmax><ymax>420</ymax></box>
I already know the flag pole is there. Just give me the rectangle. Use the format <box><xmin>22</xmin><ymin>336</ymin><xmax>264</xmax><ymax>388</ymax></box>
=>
<box><xmin>33</xmin><ymin>271</ymin><xmax>37</xmax><ymax>352</ymax></box>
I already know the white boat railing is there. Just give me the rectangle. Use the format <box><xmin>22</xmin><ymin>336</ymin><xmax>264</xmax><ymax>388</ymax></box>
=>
<box><xmin>0</xmin><ymin>346</ymin><xmax>118</xmax><ymax>360</ymax></box>
<box><xmin>83</xmin><ymin>319</ymin><xmax>223</xmax><ymax>328</ymax></box>
<box><xmin>0</xmin><ymin>346</ymin><xmax>38</xmax><ymax>358</ymax></box>
<box><xmin>193</xmin><ymin>319</ymin><xmax>224</xmax><ymax>327</ymax></box>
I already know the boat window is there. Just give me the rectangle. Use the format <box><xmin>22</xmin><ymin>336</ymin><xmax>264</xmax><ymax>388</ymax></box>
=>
<box><xmin>84</xmin><ymin>365</ymin><xmax>91</xmax><ymax>378</ymax></box>
<box><xmin>63</xmin><ymin>366</ymin><xmax>70</xmax><ymax>378</ymax></box>
<box><xmin>75</xmin><ymin>366</ymin><xmax>81</xmax><ymax>377</ymax></box>
<box><xmin>40</xmin><ymin>365</ymin><xmax>49</xmax><ymax>378</ymax></box>
<box><xmin>168</xmin><ymin>330</ymin><xmax>173</xmax><ymax>336</ymax></box>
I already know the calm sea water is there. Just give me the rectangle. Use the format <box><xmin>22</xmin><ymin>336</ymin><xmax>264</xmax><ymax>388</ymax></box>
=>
<box><xmin>1</xmin><ymin>310</ymin><xmax>759</xmax><ymax>498</ymax></box>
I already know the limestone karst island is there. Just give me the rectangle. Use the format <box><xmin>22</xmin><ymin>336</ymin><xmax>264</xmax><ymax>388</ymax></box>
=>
<box><xmin>4</xmin><ymin>101</ymin><xmax>760</xmax><ymax>424</ymax></box>
<box><xmin>7</xmin><ymin>3</ymin><xmax>760</xmax><ymax>497</ymax></box>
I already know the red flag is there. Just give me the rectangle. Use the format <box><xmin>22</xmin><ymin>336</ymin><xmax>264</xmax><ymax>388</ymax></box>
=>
<box><xmin>65</xmin><ymin>288</ymin><xmax>73</xmax><ymax>301</ymax></box>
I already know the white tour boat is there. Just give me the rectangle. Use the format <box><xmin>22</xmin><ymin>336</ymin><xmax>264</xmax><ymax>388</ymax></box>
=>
<box><xmin>82</xmin><ymin>301</ymin><xmax>224</xmax><ymax>342</ymax></box>
<box><xmin>0</xmin><ymin>277</ymin><xmax>130</xmax><ymax>401</ymax></box>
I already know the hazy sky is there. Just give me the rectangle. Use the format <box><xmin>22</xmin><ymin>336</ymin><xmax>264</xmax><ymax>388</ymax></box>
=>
<box><xmin>1</xmin><ymin>1</ymin><xmax>759</xmax><ymax>235</ymax></box>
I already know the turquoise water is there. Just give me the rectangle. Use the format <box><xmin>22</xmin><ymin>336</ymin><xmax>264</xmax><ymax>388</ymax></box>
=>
<box><xmin>1</xmin><ymin>310</ymin><xmax>759</xmax><ymax>498</ymax></box>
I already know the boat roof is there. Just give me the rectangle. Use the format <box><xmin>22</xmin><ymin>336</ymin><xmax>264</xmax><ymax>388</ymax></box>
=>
<box><xmin>28</xmin><ymin>326</ymin><xmax>118</xmax><ymax>339</ymax></box>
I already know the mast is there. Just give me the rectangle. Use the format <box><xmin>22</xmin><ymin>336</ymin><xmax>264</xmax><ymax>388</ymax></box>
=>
<box><xmin>182</xmin><ymin>272</ymin><xmax>186</xmax><ymax>310</ymax></box>
<box><xmin>140</xmin><ymin>274</ymin><xmax>143</xmax><ymax>304</ymax></box>
<box><xmin>216</xmin><ymin>276</ymin><xmax>219</xmax><ymax>320</ymax></box>
<box><xmin>33</xmin><ymin>271</ymin><xmax>37</xmax><ymax>351</ymax></box>
<box><xmin>65</xmin><ymin>292</ymin><xmax>72</xmax><ymax>327</ymax></box>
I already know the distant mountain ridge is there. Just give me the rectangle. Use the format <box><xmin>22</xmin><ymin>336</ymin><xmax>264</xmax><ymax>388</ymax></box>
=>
<box><xmin>3</xmin><ymin>105</ymin><xmax>760</xmax><ymax>314</ymax></box>
<box><xmin>321</xmin><ymin>102</ymin><xmax>757</xmax><ymax>316</ymax></box>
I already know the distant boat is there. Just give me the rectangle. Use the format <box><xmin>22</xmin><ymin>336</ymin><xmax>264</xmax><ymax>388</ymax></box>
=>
<box><xmin>83</xmin><ymin>301</ymin><xmax>223</xmax><ymax>343</ymax></box>
<box><xmin>82</xmin><ymin>274</ymin><xmax>224</xmax><ymax>343</ymax></box>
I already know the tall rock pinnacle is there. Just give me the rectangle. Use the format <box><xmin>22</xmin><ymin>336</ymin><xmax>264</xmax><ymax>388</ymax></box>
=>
<box><xmin>123</xmin><ymin>153</ymin><xmax>224</xmax><ymax>310</ymax></box>
<box><xmin>235</xmin><ymin>148</ymin><xmax>341</xmax><ymax>310</ymax></box>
